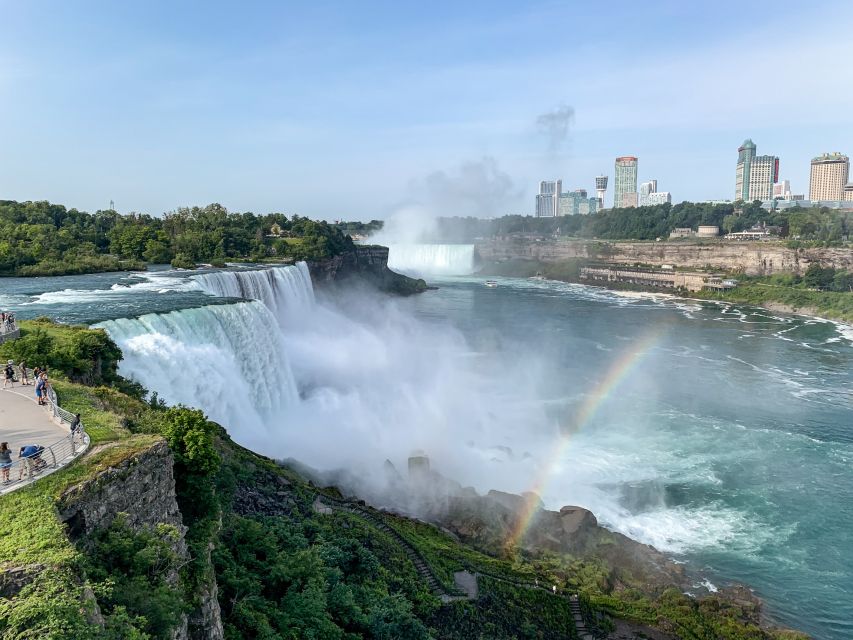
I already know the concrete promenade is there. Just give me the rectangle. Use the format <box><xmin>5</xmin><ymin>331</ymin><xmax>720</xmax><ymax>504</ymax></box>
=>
<box><xmin>0</xmin><ymin>385</ymin><xmax>73</xmax><ymax>495</ymax></box>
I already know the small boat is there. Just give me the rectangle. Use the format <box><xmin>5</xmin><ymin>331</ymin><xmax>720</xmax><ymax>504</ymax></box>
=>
<box><xmin>530</xmin><ymin>272</ymin><xmax>546</xmax><ymax>280</ymax></box>
<box><xmin>484</xmin><ymin>280</ymin><xmax>498</xmax><ymax>288</ymax></box>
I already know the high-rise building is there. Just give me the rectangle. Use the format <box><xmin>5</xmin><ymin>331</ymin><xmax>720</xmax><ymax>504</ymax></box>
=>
<box><xmin>773</xmin><ymin>180</ymin><xmax>791</xmax><ymax>199</ymax></box>
<box><xmin>809</xmin><ymin>153</ymin><xmax>849</xmax><ymax>201</ymax></box>
<box><xmin>614</xmin><ymin>157</ymin><xmax>638</xmax><ymax>208</ymax></box>
<box><xmin>647</xmin><ymin>191</ymin><xmax>672</xmax><ymax>205</ymax></box>
<box><xmin>748</xmin><ymin>155</ymin><xmax>779</xmax><ymax>201</ymax></box>
<box><xmin>558</xmin><ymin>190</ymin><xmax>599</xmax><ymax>215</ymax></box>
<box><xmin>535</xmin><ymin>180</ymin><xmax>562</xmax><ymax>217</ymax></box>
<box><xmin>638</xmin><ymin>179</ymin><xmax>658</xmax><ymax>206</ymax></box>
<box><xmin>595</xmin><ymin>175</ymin><xmax>608</xmax><ymax>210</ymax></box>
<box><xmin>735</xmin><ymin>139</ymin><xmax>757</xmax><ymax>201</ymax></box>
<box><xmin>843</xmin><ymin>183</ymin><xmax>853</xmax><ymax>202</ymax></box>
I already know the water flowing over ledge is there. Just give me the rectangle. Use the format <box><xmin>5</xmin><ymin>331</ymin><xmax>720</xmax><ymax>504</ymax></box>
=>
<box><xmin>386</xmin><ymin>244</ymin><xmax>475</xmax><ymax>276</ymax></box>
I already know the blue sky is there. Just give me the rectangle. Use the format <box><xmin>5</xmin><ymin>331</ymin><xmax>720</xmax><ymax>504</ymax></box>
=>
<box><xmin>1</xmin><ymin>0</ymin><xmax>852</xmax><ymax>219</ymax></box>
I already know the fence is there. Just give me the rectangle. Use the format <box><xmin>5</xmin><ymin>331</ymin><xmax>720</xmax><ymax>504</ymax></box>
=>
<box><xmin>0</xmin><ymin>368</ymin><xmax>89</xmax><ymax>496</ymax></box>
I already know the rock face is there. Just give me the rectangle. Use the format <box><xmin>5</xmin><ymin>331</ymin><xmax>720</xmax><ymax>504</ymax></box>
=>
<box><xmin>476</xmin><ymin>237</ymin><xmax>853</xmax><ymax>276</ymax></box>
<box><xmin>308</xmin><ymin>245</ymin><xmax>428</xmax><ymax>295</ymax></box>
<box><xmin>58</xmin><ymin>441</ymin><xmax>187</xmax><ymax>545</ymax></box>
<box><xmin>57</xmin><ymin>441</ymin><xmax>225</xmax><ymax>640</ymax></box>
<box><xmin>432</xmin><ymin>487</ymin><xmax>685</xmax><ymax>590</ymax></box>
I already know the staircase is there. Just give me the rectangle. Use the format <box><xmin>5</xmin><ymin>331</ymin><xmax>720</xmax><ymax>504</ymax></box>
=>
<box><xmin>314</xmin><ymin>493</ymin><xmax>465</xmax><ymax>601</ymax></box>
<box><xmin>313</xmin><ymin>492</ymin><xmax>596</xmax><ymax>634</ymax></box>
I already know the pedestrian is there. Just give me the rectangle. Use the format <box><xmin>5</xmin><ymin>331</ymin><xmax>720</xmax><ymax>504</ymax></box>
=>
<box><xmin>3</xmin><ymin>360</ymin><xmax>14</xmax><ymax>388</ymax></box>
<box><xmin>35</xmin><ymin>373</ymin><xmax>46</xmax><ymax>405</ymax></box>
<box><xmin>0</xmin><ymin>442</ymin><xmax>12</xmax><ymax>483</ymax></box>
<box><xmin>19</xmin><ymin>361</ymin><xmax>29</xmax><ymax>385</ymax></box>
<box><xmin>70</xmin><ymin>413</ymin><xmax>82</xmax><ymax>441</ymax></box>
<box><xmin>18</xmin><ymin>445</ymin><xmax>40</xmax><ymax>480</ymax></box>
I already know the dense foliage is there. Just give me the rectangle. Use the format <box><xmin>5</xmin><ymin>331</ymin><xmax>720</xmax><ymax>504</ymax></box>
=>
<box><xmin>0</xmin><ymin>318</ymin><xmax>123</xmax><ymax>386</ymax></box>
<box><xmin>0</xmin><ymin>200</ymin><xmax>354</xmax><ymax>276</ymax></box>
<box><xmin>429</xmin><ymin>201</ymin><xmax>852</xmax><ymax>244</ymax></box>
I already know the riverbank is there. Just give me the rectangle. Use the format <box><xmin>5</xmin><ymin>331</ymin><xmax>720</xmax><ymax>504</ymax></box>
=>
<box><xmin>477</xmin><ymin>258</ymin><xmax>853</xmax><ymax>324</ymax></box>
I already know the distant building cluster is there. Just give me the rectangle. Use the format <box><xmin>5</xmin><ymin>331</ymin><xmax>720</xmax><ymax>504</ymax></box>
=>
<box><xmin>532</xmin><ymin>138</ymin><xmax>852</xmax><ymax>217</ymax></box>
<box><xmin>535</xmin><ymin>180</ymin><xmax>599</xmax><ymax>217</ymax></box>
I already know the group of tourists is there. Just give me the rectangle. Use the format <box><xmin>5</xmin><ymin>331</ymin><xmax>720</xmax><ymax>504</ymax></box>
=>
<box><xmin>0</xmin><ymin>441</ymin><xmax>48</xmax><ymax>484</ymax></box>
<box><xmin>0</xmin><ymin>312</ymin><xmax>16</xmax><ymax>334</ymax></box>
<box><xmin>3</xmin><ymin>361</ymin><xmax>47</xmax><ymax>399</ymax></box>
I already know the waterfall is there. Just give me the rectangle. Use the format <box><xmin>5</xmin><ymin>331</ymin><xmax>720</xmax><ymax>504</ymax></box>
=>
<box><xmin>96</xmin><ymin>301</ymin><xmax>298</xmax><ymax>440</ymax></box>
<box><xmin>192</xmin><ymin>262</ymin><xmax>315</xmax><ymax>321</ymax></box>
<box><xmin>386</xmin><ymin>244</ymin><xmax>475</xmax><ymax>275</ymax></box>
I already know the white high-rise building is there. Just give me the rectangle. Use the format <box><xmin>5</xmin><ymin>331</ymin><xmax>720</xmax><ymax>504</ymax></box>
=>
<box><xmin>748</xmin><ymin>155</ymin><xmax>779</xmax><ymax>201</ymax></box>
<box><xmin>647</xmin><ymin>191</ymin><xmax>672</xmax><ymax>205</ymax></box>
<box><xmin>614</xmin><ymin>157</ymin><xmax>638</xmax><ymax>208</ymax></box>
<box><xmin>638</xmin><ymin>179</ymin><xmax>658</xmax><ymax>206</ymax></box>
<box><xmin>773</xmin><ymin>180</ymin><xmax>791</xmax><ymax>199</ymax></box>
<box><xmin>595</xmin><ymin>175</ymin><xmax>608</xmax><ymax>209</ymax></box>
<box><xmin>535</xmin><ymin>180</ymin><xmax>562</xmax><ymax>217</ymax></box>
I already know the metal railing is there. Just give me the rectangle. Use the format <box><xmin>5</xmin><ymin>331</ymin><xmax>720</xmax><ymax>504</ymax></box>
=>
<box><xmin>0</xmin><ymin>369</ymin><xmax>89</xmax><ymax>496</ymax></box>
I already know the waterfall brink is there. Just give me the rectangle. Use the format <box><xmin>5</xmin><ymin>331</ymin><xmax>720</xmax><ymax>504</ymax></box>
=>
<box><xmin>192</xmin><ymin>262</ymin><xmax>315</xmax><ymax>320</ymax></box>
<box><xmin>386</xmin><ymin>244</ymin><xmax>475</xmax><ymax>276</ymax></box>
<box><xmin>96</xmin><ymin>301</ymin><xmax>298</xmax><ymax>439</ymax></box>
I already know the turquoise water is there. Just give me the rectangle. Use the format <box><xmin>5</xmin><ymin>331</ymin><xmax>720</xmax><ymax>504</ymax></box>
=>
<box><xmin>3</xmin><ymin>268</ymin><xmax>852</xmax><ymax>639</ymax></box>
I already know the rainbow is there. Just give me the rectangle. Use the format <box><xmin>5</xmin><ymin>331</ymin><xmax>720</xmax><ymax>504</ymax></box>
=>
<box><xmin>506</xmin><ymin>331</ymin><xmax>662</xmax><ymax>548</ymax></box>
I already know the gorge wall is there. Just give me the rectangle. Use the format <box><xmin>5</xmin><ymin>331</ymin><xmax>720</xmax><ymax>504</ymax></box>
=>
<box><xmin>308</xmin><ymin>245</ymin><xmax>428</xmax><ymax>294</ymax></box>
<box><xmin>57</xmin><ymin>441</ymin><xmax>224</xmax><ymax>640</ymax></box>
<box><xmin>476</xmin><ymin>237</ymin><xmax>853</xmax><ymax>275</ymax></box>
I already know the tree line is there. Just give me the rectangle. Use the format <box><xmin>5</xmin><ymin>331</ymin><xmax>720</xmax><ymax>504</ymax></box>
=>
<box><xmin>0</xmin><ymin>200</ymin><xmax>355</xmax><ymax>276</ymax></box>
<box><xmin>428</xmin><ymin>201</ymin><xmax>852</xmax><ymax>244</ymax></box>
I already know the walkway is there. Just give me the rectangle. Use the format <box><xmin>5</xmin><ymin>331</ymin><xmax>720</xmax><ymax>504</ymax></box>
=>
<box><xmin>0</xmin><ymin>385</ymin><xmax>84</xmax><ymax>496</ymax></box>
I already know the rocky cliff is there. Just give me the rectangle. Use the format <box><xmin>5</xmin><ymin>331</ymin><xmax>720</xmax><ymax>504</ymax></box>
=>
<box><xmin>476</xmin><ymin>237</ymin><xmax>853</xmax><ymax>275</ymax></box>
<box><xmin>308</xmin><ymin>245</ymin><xmax>428</xmax><ymax>294</ymax></box>
<box><xmin>57</xmin><ymin>441</ymin><xmax>224</xmax><ymax>640</ymax></box>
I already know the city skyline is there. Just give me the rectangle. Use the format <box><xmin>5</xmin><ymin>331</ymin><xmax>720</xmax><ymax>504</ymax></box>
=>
<box><xmin>1</xmin><ymin>1</ymin><xmax>853</xmax><ymax>220</ymax></box>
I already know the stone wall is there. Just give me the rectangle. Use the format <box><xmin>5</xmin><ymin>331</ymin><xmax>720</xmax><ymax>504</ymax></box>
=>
<box><xmin>476</xmin><ymin>237</ymin><xmax>853</xmax><ymax>276</ymax></box>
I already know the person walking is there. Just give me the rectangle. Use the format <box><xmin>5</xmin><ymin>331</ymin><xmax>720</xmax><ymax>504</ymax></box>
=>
<box><xmin>3</xmin><ymin>361</ymin><xmax>15</xmax><ymax>388</ymax></box>
<box><xmin>19</xmin><ymin>361</ymin><xmax>29</xmax><ymax>385</ymax></box>
<box><xmin>0</xmin><ymin>442</ymin><xmax>12</xmax><ymax>484</ymax></box>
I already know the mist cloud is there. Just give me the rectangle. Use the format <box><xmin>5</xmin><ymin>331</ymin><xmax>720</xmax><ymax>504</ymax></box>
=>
<box><xmin>536</xmin><ymin>104</ymin><xmax>575</xmax><ymax>152</ymax></box>
<box><xmin>375</xmin><ymin>157</ymin><xmax>522</xmax><ymax>244</ymax></box>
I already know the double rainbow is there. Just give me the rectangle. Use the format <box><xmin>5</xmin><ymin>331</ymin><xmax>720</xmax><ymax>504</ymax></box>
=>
<box><xmin>506</xmin><ymin>331</ymin><xmax>662</xmax><ymax>548</ymax></box>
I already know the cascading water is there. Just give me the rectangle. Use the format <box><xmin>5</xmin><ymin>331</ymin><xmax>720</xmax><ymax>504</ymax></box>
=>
<box><xmin>96</xmin><ymin>301</ymin><xmax>299</xmax><ymax>442</ymax></box>
<box><xmin>386</xmin><ymin>244</ymin><xmax>475</xmax><ymax>275</ymax></box>
<box><xmin>192</xmin><ymin>262</ymin><xmax>315</xmax><ymax>321</ymax></box>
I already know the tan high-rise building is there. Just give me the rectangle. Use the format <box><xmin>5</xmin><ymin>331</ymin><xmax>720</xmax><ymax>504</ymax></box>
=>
<box><xmin>844</xmin><ymin>183</ymin><xmax>853</xmax><ymax>202</ymax></box>
<box><xmin>809</xmin><ymin>153</ymin><xmax>849</xmax><ymax>201</ymax></box>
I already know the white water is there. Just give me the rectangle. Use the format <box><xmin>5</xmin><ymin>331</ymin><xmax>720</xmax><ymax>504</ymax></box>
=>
<box><xmin>192</xmin><ymin>262</ymin><xmax>315</xmax><ymax>321</ymax></box>
<box><xmin>96</xmin><ymin>300</ymin><xmax>299</xmax><ymax>440</ymax></box>
<box><xmin>386</xmin><ymin>243</ymin><xmax>475</xmax><ymax>275</ymax></box>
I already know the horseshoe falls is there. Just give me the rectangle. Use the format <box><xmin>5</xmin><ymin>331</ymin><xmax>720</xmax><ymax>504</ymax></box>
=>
<box><xmin>385</xmin><ymin>244</ymin><xmax>475</xmax><ymax>275</ymax></box>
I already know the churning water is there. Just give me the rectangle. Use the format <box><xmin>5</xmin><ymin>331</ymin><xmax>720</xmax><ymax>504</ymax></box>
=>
<box><xmin>6</xmin><ymin>265</ymin><xmax>853</xmax><ymax>639</ymax></box>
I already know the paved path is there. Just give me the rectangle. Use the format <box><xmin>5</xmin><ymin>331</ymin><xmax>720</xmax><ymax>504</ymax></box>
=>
<box><xmin>0</xmin><ymin>386</ymin><xmax>67</xmax><ymax>448</ymax></box>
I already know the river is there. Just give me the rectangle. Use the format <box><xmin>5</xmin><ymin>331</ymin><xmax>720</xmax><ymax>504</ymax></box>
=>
<box><xmin>2</xmin><ymin>259</ymin><xmax>851</xmax><ymax>639</ymax></box>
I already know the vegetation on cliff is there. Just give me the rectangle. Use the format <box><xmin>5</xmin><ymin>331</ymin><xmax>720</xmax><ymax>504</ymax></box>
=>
<box><xmin>0</xmin><ymin>200</ymin><xmax>355</xmax><ymax>276</ymax></box>
<box><xmin>428</xmin><ymin>201</ymin><xmax>852</xmax><ymax>244</ymax></box>
<box><xmin>0</xmin><ymin>319</ymin><xmax>808</xmax><ymax>639</ymax></box>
